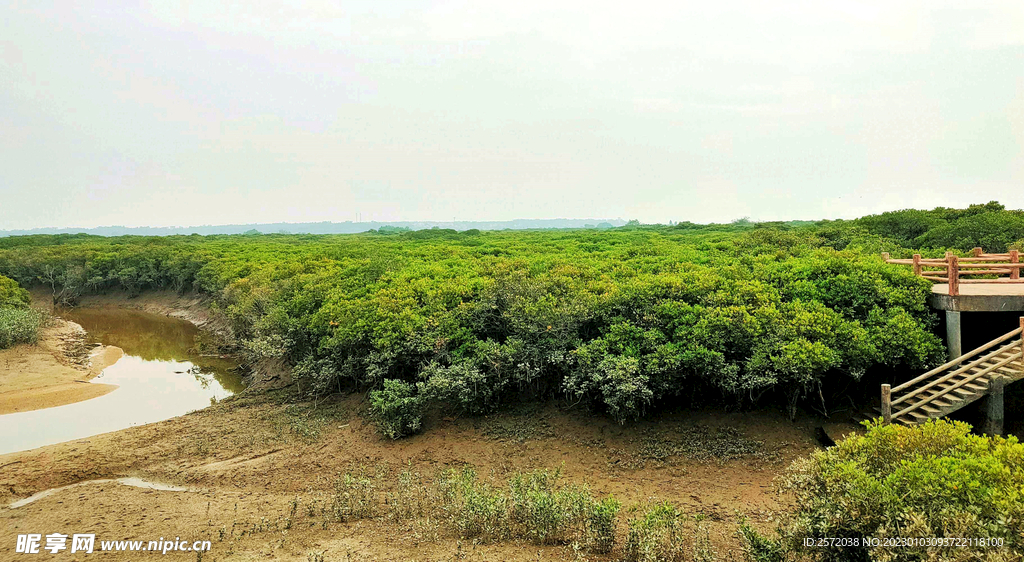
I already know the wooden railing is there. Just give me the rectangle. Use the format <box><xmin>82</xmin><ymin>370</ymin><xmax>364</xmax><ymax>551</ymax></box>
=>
<box><xmin>882</xmin><ymin>248</ymin><xmax>1023</xmax><ymax>296</ymax></box>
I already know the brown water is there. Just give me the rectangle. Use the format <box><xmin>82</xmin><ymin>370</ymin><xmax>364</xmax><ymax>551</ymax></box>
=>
<box><xmin>0</xmin><ymin>308</ymin><xmax>244</xmax><ymax>455</ymax></box>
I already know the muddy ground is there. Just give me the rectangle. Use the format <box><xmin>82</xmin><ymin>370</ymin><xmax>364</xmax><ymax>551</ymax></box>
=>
<box><xmin>0</xmin><ymin>315</ymin><xmax>122</xmax><ymax>415</ymax></box>
<box><xmin>0</xmin><ymin>293</ymin><xmax>857</xmax><ymax>561</ymax></box>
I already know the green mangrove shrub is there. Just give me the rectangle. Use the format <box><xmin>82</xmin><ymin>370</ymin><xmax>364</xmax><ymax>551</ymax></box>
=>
<box><xmin>368</xmin><ymin>379</ymin><xmax>424</xmax><ymax>439</ymax></box>
<box><xmin>0</xmin><ymin>274</ymin><xmax>30</xmax><ymax>308</ymax></box>
<box><xmin>0</xmin><ymin>275</ymin><xmax>40</xmax><ymax>349</ymax></box>
<box><xmin>780</xmin><ymin>419</ymin><xmax>1024</xmax><ymax>562</ymax></box>
<box><xmin>0</xmin><ymin>306</ymin><xmax>42</xmax><ymax>349</ymax></box>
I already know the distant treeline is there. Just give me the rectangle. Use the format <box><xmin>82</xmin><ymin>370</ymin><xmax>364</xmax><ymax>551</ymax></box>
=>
<box><xmin>832</xmin><ymin>200</ymin><xmax>1024</xmax><ymax>253</ymax></box>
<box><xmin>5</xmin><ymin>201</ymin><xmax>1021</xmax><ymax>250</ymax></box>
<box><xmin>0</xmin><ymin>202</ymin><xmax>1018</xmax><ymax>427</ymax></box>
<box><xmin>0</xmin><ymin>218</ymin><xmax>627</xmax><ymax>237</ymax></box>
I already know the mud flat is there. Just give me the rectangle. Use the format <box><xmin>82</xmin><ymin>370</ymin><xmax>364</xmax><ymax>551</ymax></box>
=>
<box><xmin>0</xmin><ymin>389</ymin><xmax>837</xmax><ymax>560</ymax></box>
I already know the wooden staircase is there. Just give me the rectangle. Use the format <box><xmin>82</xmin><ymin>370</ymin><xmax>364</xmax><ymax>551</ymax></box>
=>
<box><xmin>881</xmin><ymin>320</ymin><xmax>1024</xmax><ymax>426</ymax></box>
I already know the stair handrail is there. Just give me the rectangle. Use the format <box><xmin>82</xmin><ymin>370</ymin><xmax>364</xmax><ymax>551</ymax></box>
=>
<box><xmin>891</xmin><ymin>327</ymin><xmax>1023</xmax><ymax>393</ymax></box>
<box><xmin>892</xmin><ymin>342</ymin><xmax>1019</xmax><ymax>408</ymax></box>
<box><xmin>893</xmin><ymin>350</ymin><xmax>1023</xmax><ymax>420</ymax></box>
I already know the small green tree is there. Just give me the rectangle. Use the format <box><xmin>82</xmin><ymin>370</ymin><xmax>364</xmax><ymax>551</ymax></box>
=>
<box><xmin>0</xmin><ymin>274</ymin><xmax>30</xmax><ymax>308</ymax></box>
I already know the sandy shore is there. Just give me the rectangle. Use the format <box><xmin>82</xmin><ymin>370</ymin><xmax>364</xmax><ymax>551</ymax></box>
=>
<box><xmin>0</xmin><ymin>318</ymin><xmax>123</xmax><ymax>415</ymax></box>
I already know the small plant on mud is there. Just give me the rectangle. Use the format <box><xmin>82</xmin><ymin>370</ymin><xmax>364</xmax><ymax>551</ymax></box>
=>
<box><xmin>386</xmin><ymin>466</ymin><xmax>429</xmax><ymax>521</ymax></box>
<box><xmin>692</xmin><ymin>515</ymin><xmax>717</xmax><ymax>562</ymax></box>
<box><xmin>368</xmin><ymin>379</ymin><xmax>424</xmax><ymax>439</ymax></box>
<box><xmin>430</xmin><ymin>467</ymin><xmax>619</xmax><ymax>553</ymax></box>
<box><xmin>622</xmin><ymin>503</ymin><xmax>689</xmax><ymax>562</ymax></box>
<box><xmin>435</xmin><ymin>467</ymin><xmax>509</xmax><ymax>541</ymax></box>
<box><xmin>508</xmin><ymin>469</ymin><xmax>566</xmax><ymax>544</ymax></box>
<box><xmin>285</xmin><ymin>407</ymin><xmax>329</xmax><ymax>442</ymax></box>
<box><xmin>583</xmin><ymin>495</ymin><xmax>621</xmax><ymax>554</ymax></box>
<box><xmin>507</xmin><ymin>468</ymin><xmax>620</xmax><ymax>552</ymax></box>
<box><xmin>307</xmin><ymin>550</ymin><xmax>326</xmax><ymax>562</ymax></box>
<box><xmin>736</xmin><ymin>518</ymin><xmax>784</xmax><ymax>562</ymax></box>
<box><xmin>330</xmin><ymin>473</ymin><xmax>378</xmax><ymax>521</ymax></box>
<box><xmin>283</xmin><ymin>496</ymin><xmax>301</xmax><ymax>530</ymax></box>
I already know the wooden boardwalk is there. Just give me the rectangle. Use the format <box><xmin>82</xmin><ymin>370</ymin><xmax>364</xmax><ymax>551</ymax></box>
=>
<box><xmin>931</xmin><ymin>284</ymin><xmax>1024</xmax><ymax>297</ymax></box>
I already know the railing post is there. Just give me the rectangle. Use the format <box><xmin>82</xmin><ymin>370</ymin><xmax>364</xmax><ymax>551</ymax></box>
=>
<box><xmin>972</xmin><ymin>247</ymin><xmax>983</xmax><ymax>257</ymax></box>
<box><xmin>947</xmin><ymin>255</ymin><xmax>960</xmax><ymax>296</ymax></box>
<box><xmin>1020</xmin><ymin>317</ymin><xmax>1024</xmax><ymax>354</ymax></box>
<box><xmin>1011</xmin><ymin>250</ymin><xmax>1020</xmax><ymax>281</ymax></box>
<box><xmin>912</xmin><ymin>254</ymin><xmax>921</xmax><ymax>276</ymax></box>
<box><xmin>1019</xmin><ymin>317</ymin><xmax>1024</xmax><ymax>371</ymax></box>
<box><xmin>881</xmin><ymin>384</ymin><xmax>892</xmax><ymax>425</ymax></box>
<box><xmin>881</xmin><ymin>252</ymin><xmax>890</xmax><ymax>261</ymax></box>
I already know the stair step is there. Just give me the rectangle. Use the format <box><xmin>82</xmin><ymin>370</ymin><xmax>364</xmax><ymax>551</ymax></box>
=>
<box><xmin>901</xmin><ymin>381</ymin><xmax>985</xmax><ymax>402</ymax></box>
<box><xmin>894</xmin><ymin>383</ymin><xmax>988</xmax><ymax>425</ymax></box>
<box><xmin>940</xmin><ymin>384</ymin><xmax>985</xmax><ymax>397</ymax></box>
<box><xmin>902</xmin><ymin>387</ymin><xmax>970</xmax><ymax>405</ymax></box>
<box><xmin>906</xmin><ymin>375</ymin><xmax>989</xmax><ymax>389</ymax></box>
<box><xmin>964</xmin><ymin>364</ymin><xmax>1017</xmax><ymax>377</ymax></box>
<box><xmin>950</xmin><ymin>382</ymin><xmax>987</xmax><ymax>393</ymax></box>
<box><xmin>931</xmin><ymin>379</ymin><xmax>985</xmax><ymax>392</ymax></box>
<box><xmin>924</xmin><ymin>395</ymin><xmax>958</xmax><ymax>408</ymax></box>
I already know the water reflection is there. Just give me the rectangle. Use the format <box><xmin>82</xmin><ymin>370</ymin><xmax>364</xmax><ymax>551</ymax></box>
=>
<box><xmin>0</xmin><ymin>308</ymin><xmax>244</xmax><ymax>455</ymax></box>
<box><xmin>61</xmin><ymin>308</ymin><xmax>244</xmax><ymax>393</ymax></box>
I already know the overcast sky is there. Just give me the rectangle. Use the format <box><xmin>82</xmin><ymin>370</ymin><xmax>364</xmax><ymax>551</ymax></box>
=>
<box><xmin>2</xmin><ymin>1</ymin><xmax>1023</xmax><ymax>229</ymax></box>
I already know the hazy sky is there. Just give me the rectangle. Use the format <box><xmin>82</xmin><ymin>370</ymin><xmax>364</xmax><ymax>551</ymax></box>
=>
<box><xmin>2</xmin><ymin>1</ymin><xmax>1023</xmax><ymax>229</ymax></box>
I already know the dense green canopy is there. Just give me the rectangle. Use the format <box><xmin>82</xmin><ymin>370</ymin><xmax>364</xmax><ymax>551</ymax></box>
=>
<box><xmin>6</xmin><ymin>203</ymin><xmax>1011</xmax><ymax>424</ymax></box>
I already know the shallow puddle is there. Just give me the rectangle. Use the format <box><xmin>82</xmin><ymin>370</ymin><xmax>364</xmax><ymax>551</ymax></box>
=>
<box><xmin>0</xmin><ymin>308</ymin><xmax>243</xmax><ymax>455</ymax></box>
<box><xmin>9</xmin><ymin>477</ymin><xmax>189</xmax><ymax>509</ymax></box>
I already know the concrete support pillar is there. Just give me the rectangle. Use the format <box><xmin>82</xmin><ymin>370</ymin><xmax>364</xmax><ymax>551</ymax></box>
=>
<box><xmin>983</xmin><ymin>376</ymin><xmax>1005</xmax><ymax>436</ymax></box>
<box><xmin>945</xmin><ymin>310</ymin><xmax>962</xmax><ymax>360</ymax></box>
